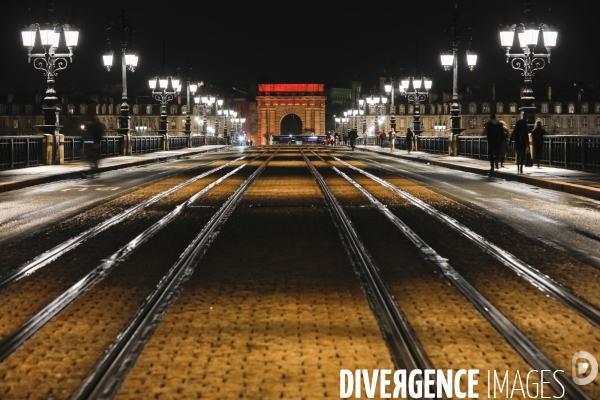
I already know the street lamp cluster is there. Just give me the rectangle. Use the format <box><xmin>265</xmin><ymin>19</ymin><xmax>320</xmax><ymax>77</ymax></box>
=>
<box><xmin>21</xmin><ymin>1</ymin><xmax>79</xmax><ymax>163</ymax></box>
<box><xmin>498</xmin><ymin>1</ymin><xmax>557</xmax><ymax>130</ymax></box>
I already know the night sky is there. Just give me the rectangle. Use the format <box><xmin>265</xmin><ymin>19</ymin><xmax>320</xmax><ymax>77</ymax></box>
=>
<box><xmin>0</xmin><ymin>0</ymin><xmax>599</xmax><ymax>96</ymax></box>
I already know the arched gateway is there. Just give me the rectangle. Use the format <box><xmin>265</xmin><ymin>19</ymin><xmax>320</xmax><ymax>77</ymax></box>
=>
<box><xmin>257</xmin><ymin>84</ymin><xmax>326</xmax><ymax>144</ymax></box>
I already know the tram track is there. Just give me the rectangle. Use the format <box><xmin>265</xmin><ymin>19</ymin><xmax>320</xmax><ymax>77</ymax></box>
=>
<box><xmin>0</xmin><ymin>148</ymin><xmax>278</xmax><ymax>399</ymax></box>
<box><xmin>321</xmin><ymin>150</ymin><xmax>600</xmax><ymax>331</ymax></box>
<box><xmin>0</xmin><ymin>155</ymin><xmax>249</xmax><ymax>293</ymax></box>
<box><xmin>299</xmin><ymin>147</ymin><xmax>442</xmax><ymax>395</ymax></box>
<box><xmin>307</xmin><ymin>148</ymin><xmax>590</xmax><ymax>399</ymax></box>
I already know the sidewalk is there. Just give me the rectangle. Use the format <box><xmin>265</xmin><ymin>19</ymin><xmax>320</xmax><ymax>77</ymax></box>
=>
<box><xmin>0</xmin><ymin>145</ymin><xmax>228</xmax><ymax>193</ymax></box>
<box><xmin>356</xmin><ymin>145</ymin><xmax>600</xmax><ymax>201</ymax></box>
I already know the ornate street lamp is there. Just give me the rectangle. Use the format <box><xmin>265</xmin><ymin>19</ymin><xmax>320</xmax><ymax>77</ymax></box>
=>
<box><xmin>180</xmin><ymin>59</ymin><xmax>198</xmax><ymax>137</ymax></box>
<box><xmin>217</xmin><ymin>102</ymin><xmax>235</xmax><ymax>143</ymax></box>
<box><xmin>21</xmin><ymin>0</ymin><xmax>79</xmax><ymax>164</ymax></box>
<box><xmin>366</xmin><ymin>94</ymin><xmax>388</xmax><ymax>140</ymax></box>
<box><xmin>499</xmin><ymin>1</ymin><xmax>557</xmax><ymax>131</ymax></box>
<box><xmin>103</xmin><ymin>10</ymin><xmax>138</xmax><ymax>140</ymax></box>
<box><xmin>149</xmin><ymin>43</ymin><xmax>180</xmax><ymax>135</ymax></box>
<box><xmin>440</xmin><ymin>4</ymin><xmax>477</xmax><ymax>137</ymax></box>
<box><xmin>384</xmin><ymin>69</ymin><xmax>398</xmax><ymax>132</ymax></box>
<box><xmin>359</xmin><ymin>98</ymin><xmax>367</xmax><ymax>144</ymax></box>
<box><xmin>194</xmin><ymin>91</ymin><xmax>215</xmax><ymax>136</ymax></box>
<box><xmin>400</xmin><ymin>76</ymin><xmax>432</xmax><ymax>135</ymax></box>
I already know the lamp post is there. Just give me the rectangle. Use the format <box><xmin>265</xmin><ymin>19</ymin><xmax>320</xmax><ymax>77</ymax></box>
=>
<box><xmin>400</xmin><ymin>76</ymin><xmax>432</xmax><ymax>136</ymax></box>
<box><xmin>194</xmin><ymin>91</ymin><xmax>215</xmax><ymax>136</ymax></box>
<box><xmin>366</xmin><ymin>94</ymin><xmax>388</xmax><ymax>142</ymax></box>
<box><xmin>499</xmin><ymin>1</ymin><xmax>557</xmax><ymax>131</ymax></box>
<box><xmin>149</xmin><ymin>45</ymin><xmax>181</xmax><ymax>136</ymax></box>
<box><xmin>21</xmin><ymin>0</ymin><xmax>79</xmax><ymax>164</ymax></box>
<box><xmin>359</xmin><ymin>98</ymin><xmax>367</xmax><ymax>144</ymax></box>
<box><xmin>440</xmin><ymin>4</ymin><xmax>477</xmax><ymax>137</ymax></box>
<box><xmin>182</xmin><ymin>59</ymin><xmax>199</xmax><ymax>138</ymax></box>
<box><xmin>384</xmin><ymin>76</ymin><xmax>397</xmax><ymax>132</ymax></box>
<box><xmin>217</xmin><ymin>103</ymin><xmax>235</xmax><ymax>144</ymax></box>
<box><xmin>103</xmin><ymin>10</ymin><xmax>138</xmax><ymax>143</ymax></box>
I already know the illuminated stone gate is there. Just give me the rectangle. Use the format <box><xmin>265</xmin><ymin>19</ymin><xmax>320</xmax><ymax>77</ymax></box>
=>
<box><xmin>256</xmin><ymin>84</ymin><xmax>326</xmax><ymax>145</ymax></box>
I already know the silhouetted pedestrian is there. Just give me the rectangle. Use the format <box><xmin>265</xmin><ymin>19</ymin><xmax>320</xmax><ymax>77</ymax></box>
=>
<box><xmin>82</xmin><ymin>116</ymin><xmax>104</xmax><ymax>177</ymax></box>
<box><xmin>486</xmin><ymin>113</ymin><xmax>502</xmax><ymax>172</ymax></box>
<box><xmin>499</xmin><ymin>120</ymin><xmax>509</xmax><ymax>168</ymax></box>
<box><xmin>531</xmin><ymin>119</ymin><xmax>546</xmax><ymax>168</ymax></box>
<box><xmin>406</xmin><ymin>127</ymin><xmax>414</xmax><ymax>153</ymax></box>
<box><xmin>348</xmin><ymin>129</ymin><xmax>358</xmax><ymax>151</ymax></box>
<box><xmin>511</xmin><ymin>119</ymin><xmax>529</xmax><ymax>174</ymax></box>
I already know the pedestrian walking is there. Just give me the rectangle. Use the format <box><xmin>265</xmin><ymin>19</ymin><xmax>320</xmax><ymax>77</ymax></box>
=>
<box><xmin>388</xmin><ymin>128</ymin><xmax>396</xmax><ymax>152</ymax></box>
<box><xmin>511</xmin><ymin>119</ymin><xmax>529</xmax><ymax>174</ymax></box>
<box><xmin>348</xmin><ymin>129</ymin><xmax>358</xmax><ymax>151</ymax></box>
<box><xmin>531</xmin><ymin>119</ymin><xmax>546</xmax><ymax>168</ymax></box>
<box><xmin>406</xmin><ymin>127</ymin><xmax>414</xmax><ymax>153</ymax></box>
<box><xmin>82</xmin><ymin>115</ymin><xmax>104</xmax><ymax>177</ymax></box>
<box><xmin>499</xmin><ymin>120</ymin><xmax>509</xmax><ymax>168</ymax></box>
<box><xmin>485</xmin><ymin>113</ymin><xmax>502</xmax><ymax>172</ymax></box>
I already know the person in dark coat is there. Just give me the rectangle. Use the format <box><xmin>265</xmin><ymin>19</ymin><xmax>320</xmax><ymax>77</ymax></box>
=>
<box><xmin>499</xmin><ymin>120</ymin><xmax>509</xmax><ymax>168</ymax></box>
<box><xmin>485</xmin><ymin>113</ymin><xmax>502</xmax><ymax>171</ymax></box>
<box><xmin>531</xmin><ymin>119</ymin><xmax>546</xmax><ymax>168</ymax></box>
<box><xmin>511</xmin><ymin>119</ymin><xmax>529</xmax><ymax>174</ymax></box>
<box><xmin>83</xmin><ymin>116</ymin><xmax>104</xmax><ymax>177</ymax></box>
<box><xmin>348</xmin><ymin>129</ymin><xmax>358</xmax><ymax>150</ymax></box>
<box><xmin>406</xmin><ymin>127</ymin><xmax>414</xmax><ymax>153</ymax></box>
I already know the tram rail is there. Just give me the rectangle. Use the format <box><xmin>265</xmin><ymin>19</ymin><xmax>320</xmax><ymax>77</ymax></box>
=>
<box><xmin>308</xmin><ymin>148</ymin><xmax>590</xmax><ymax>399</ymax></box>
<box><xmin>0</xmin><ymin>150</ymin><xmax>272</xmax><ymax>364</ymax></box>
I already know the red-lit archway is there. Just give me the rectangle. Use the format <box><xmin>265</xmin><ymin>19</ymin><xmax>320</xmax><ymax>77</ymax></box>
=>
<box><xmin>256</xmin><ymin>84</ymin><xmax>326</xmax><ymax>145</ymax></box>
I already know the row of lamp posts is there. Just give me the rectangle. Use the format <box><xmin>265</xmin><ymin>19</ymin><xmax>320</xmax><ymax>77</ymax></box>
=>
<box><xmin>339</xmin><ymin>1</ymin><xmax>557</xmax><ymax>148</ymax></box>
<box><xmin>21</xmin><ymin>1</ymin><xmax>246</xmax><ymax>164</ymax></box>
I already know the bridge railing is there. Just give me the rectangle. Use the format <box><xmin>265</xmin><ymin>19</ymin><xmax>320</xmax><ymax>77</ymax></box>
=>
<box><xmin>131</xmin><ymin>136</ymin><xmax>163</xmax><ymax>154</ymax></box>
<box><xmin>168</xmin><ymin>135</ymin><xmax>188</xmax><ymax>150</ymax></box>
<box><xmin>0</xmin><ymin>136</ymin><xmax>44</xmax><ymax>170</ymax></box>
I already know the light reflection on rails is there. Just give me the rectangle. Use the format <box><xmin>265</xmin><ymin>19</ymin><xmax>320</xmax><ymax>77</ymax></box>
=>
<box><xmin>308</xmin><ymin>148</ymin><xmax>590</xmax><ymax>399</ymax></box>
<box><xmin>297</xmin><ymin>147</ymin><xmax>445</xmax><ymax>397</ymax></box>
<box><xmin>69</xmin><ymin>148</ymin><xmax>280</xmax><ymax>400</ymax></box>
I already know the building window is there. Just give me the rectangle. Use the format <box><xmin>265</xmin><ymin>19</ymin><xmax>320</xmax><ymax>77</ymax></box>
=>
<box><xmin>170</xmin><ymin>105</ymin><xmax>178</xmax><ymax>115</ymax></box>
<box><xmin>420</xmin><ymin>104</ymin><xmax>425</xmax><ymax>114</ymax></box>
<box><xmin>0</xmin><ymin>120</ymin><xmax>4</xmax><ymax>128</ymax></box>
<box><xmin>13</xmin><ymin>119</ymin><xmax>19</xmax><ymax>129</ymax></box>
<box><xmin>469</xmin><ymin>103</ymin><xmax>476</xmax><ymax>114</ymax></box>
<box><xmin>482</xmin><ymin>103</ymin><xmax>490</xmax><ymax>114</ymax></box>
<box><xmin>595</xmin><ymin>103</ymin><xmax>600</xmax><ymax>113</ymax></box>
<box><xmin>555</xmin><ymin>103</ymin><xmax>562</xmax><ymax>114</ymax></box>
<box><xmin>582</xmin><ymin>117</ymin><xmax>588</xmax><ymax>128</ymax></box>
<box><xmin>12</xmin><ymin>105</ymin><xmax>19</xmax><ymax>114</ymax></box>
<box><xmin>568</xmin><ymin>117</ymin><xmax>574</xmax><ymax>128</ymax></box>
<box><xmin>443</xmin><ymin>104</ymin><xmax>448</xmax><ymax>114</ymax></box>
<box><xmin>510</xmin><ymin>117</ymin><xmax>516</xmax><ymax>128</ymax></box>
<box><xmin>146</xmin><ymin>105</ymin><xmax>152</xmax><ymax>115</ymax></box>
<box><xmin>430</xmin><ymin>104</ymin><xmax>435</xmax><ymax>114</ymax></box>
<box><xmin>108</xmin><ymin>104</ymin><xmax>114</xmax><ymax>115</ymax></box>
<box><xmin>509</xmin><ymin>103</ymin><xmax>517</xmax><ymax>113</ymax></box>
<box><xmin>582</xmin><ymin>103</ymin><xmax>589</xmax><ymax>113</ymax></box>
<box><xmin>79</xmin><ymin>104</ymin><xmax>87</xmax><ymax>115</ymax></box>
<box><xmin>25</xmin><ymin>105</ymin><xmax>33</xmax><ymax>115</ymax></box>
<box><xmin>171</xmin><ymin>118</ymin><xmax>176</xmax><ymax>129</ymax></box>
<box><xmin>541</xmin><ymin>103</ymin><xmax>549</xmax><ymax>114</ymax></box>
<box><xmin>483</xmin><ymin>118</ymin><xmax>488</xmax><ymax>127</ymax></box>
<box><xmin>596</xmin><ymin>117</ymin><xmax>600</xmax><ymax>128</ymax></box>
<box><xmin>0</xmin><ymin>105</ymin><xmax>6</xmax><ymax>115</ymax></box>
<box><xmin>182</xmin><ymin>105</ymin><xmax>188</xmax><ymax>114</ymax></box>
<box><xmin>568</xmin><ymin>103</ymin><xmax>575</xmax><ymax>114</ymax></box>
<box><xmin>469</xmin><ymin>117</ymin><xmax>476</xmax><ymax>129</ymax></box>
<box><xmin>101</xmin><ymin>104</ymin><xmax>107</xmax><ymax>115</ymax></box>
<box><xmin>496</xmin><ymin>103</ymin><xmax>504</xmax><ymax>113</ymax></box>
<box><xmin>542</xmin><ymin>118</ymin><xmax>548</xmax><ymax>127</ymax></box>
<box><xmin>27</xmin><ymin>119</ymin><xmax>32</xmax><ymax>128</ymax></box>
<box><xmin>555</xmin><ymin>117</ymin><xmax>561</xmax><ymax>128</ymax></box>
<box><xmin>400</xmin><ymin>119</ymin><xmax>405</xmax><ymax>129</ymax></box>
<box><xmin>67</xmin><ymin>104</ymin><xmax>75</xmax><ymax>114</ymax></box>
<box><xmin>133</xmin><ymin>105</ymin><xmax>139</xmax><ymax>115</ymax></box>
<box><xmin>408</xmin><ymin>105</ymin><xmax>414</xmax><ymax>114</ymax></box>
